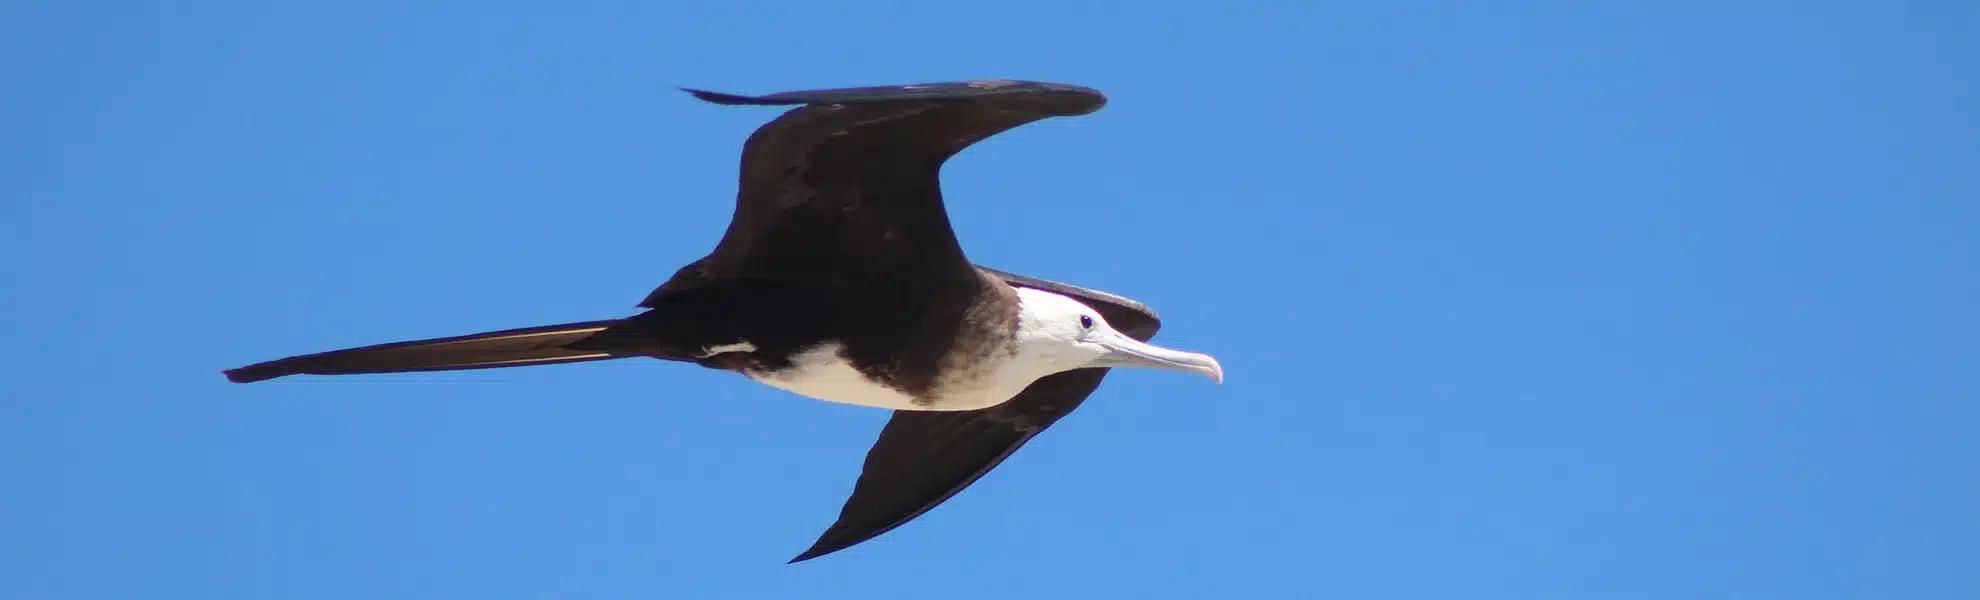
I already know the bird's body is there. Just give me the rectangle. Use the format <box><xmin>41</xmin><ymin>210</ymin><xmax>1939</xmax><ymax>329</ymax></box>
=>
<box><xmin>223</xmin><ymin>79</ymin><xmax>1222</xmax><ymax>562</ymax></box>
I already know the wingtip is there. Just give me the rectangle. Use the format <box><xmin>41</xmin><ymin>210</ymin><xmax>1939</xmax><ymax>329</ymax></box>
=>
<box><xmin>786</xmin><ymin>544</ymin><xmax>835</xmax><ymax>564</ymax></box>
<box><xmin>680</xmin><ymin>87</ymin><xmax>783</xmax><ymax>106</ymax></box>
<box><xmin>222</xmin><ymin>365</ymin><xmax>276</xmax><ymax>383</ymax></box>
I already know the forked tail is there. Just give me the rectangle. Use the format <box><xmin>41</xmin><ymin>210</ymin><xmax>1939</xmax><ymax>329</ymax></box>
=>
<box><xmin>223</xmin><ymin>319</ymin><xmax>633</xmax><ymax>383</ymax></box>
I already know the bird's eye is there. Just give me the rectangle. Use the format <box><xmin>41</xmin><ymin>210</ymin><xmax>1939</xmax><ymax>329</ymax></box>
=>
<box><xmin>1078</xmin><ymin>315</ymin><xmax>1095</xmax><ymax>330</ymax></box>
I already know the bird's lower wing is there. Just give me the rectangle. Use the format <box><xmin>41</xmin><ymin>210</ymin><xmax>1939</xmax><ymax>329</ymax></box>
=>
<box><xmin>787</xmin><ymin>270</ymin><xmax>1168</xmax><ymax>562</ymax></box>
<box><xmin>788</xmin><ymin>367</ymin><xmax>1115</xmax><ymax>563</ymax></box>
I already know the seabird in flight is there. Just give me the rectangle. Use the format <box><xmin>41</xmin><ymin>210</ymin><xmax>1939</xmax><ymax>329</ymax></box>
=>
<box><xmin>223</xmin><ymin>79</ymin><xmax>1223</xmax><ymax>562</ymax></box>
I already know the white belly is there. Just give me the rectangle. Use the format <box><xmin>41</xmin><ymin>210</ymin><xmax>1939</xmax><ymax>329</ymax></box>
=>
<box><xmin>743</xmin><ymin>342</ymin><xmax>1014</xmax><ymax>412</ymax></box>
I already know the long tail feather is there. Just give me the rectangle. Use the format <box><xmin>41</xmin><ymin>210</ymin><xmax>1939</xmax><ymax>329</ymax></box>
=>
<box><xmin>223</xmin><ymin>319</ymin><xmax>632</xmax><ymax>383</ymax></box>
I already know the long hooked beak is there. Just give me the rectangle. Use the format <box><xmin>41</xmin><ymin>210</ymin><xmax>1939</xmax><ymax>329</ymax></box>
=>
<box><xmin>1086</xmin><ymin>329</ymin><xmax>1224</xmax><ymax>383</ymax></box>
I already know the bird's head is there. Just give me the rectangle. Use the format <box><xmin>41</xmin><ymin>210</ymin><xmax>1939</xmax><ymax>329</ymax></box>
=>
<box><xmin>1010</xmin><ymin>287</ymin><xmax>1224</xmax><ymax>384</ymax></box>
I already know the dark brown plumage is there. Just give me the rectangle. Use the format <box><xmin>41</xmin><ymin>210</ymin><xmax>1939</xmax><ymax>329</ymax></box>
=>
<box><xmin>223</xmin><ymin>80</ymin><xmax>1204</xmax><ymax>563</ymax></box>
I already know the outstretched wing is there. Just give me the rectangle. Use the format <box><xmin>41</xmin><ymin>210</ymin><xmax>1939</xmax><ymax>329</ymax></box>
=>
<box><xmin>788</xmin><ymin>268</ymin><xmax>1163</xmax><ymax>563</ymax></box>
<box><xmin>641</xmin><ymin>80</ymin><xmax>1108</xmax><ymax>307</ymax></box>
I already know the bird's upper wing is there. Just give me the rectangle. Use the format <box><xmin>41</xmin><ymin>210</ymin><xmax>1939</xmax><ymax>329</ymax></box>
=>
<box><xmin>640</xmin><ymin>80</ymin><xmax>1107</xmax><ymax>307</ymax></box>
<box><xmin>788</xmin><ymin>267</ymin><xmax>1162</xmax><ymax>563</ymax></box>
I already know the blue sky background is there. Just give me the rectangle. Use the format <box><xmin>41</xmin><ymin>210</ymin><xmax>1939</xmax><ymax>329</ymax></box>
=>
<box><xmin>4</xmin><ymin>1</ymin><xmax>1976</xmax><ymax>598</ymax></box>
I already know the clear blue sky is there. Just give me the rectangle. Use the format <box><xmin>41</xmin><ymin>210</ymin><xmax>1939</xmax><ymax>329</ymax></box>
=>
<box><xmin>4</xmin><ymin>1</ymin><xmax>1975</xmax><ymax>598</ymax></box>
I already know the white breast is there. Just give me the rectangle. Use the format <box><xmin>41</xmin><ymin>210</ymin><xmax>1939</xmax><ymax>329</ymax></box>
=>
<box><xmin>743</xmin><ymin>342</ymin><xmax>1027</xmax><ymax>412</ymax></box>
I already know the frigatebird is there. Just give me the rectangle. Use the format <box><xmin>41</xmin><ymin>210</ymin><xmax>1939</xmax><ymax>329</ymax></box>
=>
<box><xmin>223</xmin><ymin>79</ymin><xmax>1223</xmax><ymax>562</ymax></box>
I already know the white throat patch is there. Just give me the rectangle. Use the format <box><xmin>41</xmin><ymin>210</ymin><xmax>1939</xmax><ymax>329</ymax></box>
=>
<box><xmin>741</xmin><ymin>288</ymin><xmax>1108</xmax><ymax>412</ymax></box>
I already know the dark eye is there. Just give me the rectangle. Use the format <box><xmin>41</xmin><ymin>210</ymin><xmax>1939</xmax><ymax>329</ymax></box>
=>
<box><xmin>1078</xmin><ymin>315</ymin><xmax>1095</xmax><ymax>329</ymax></box>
